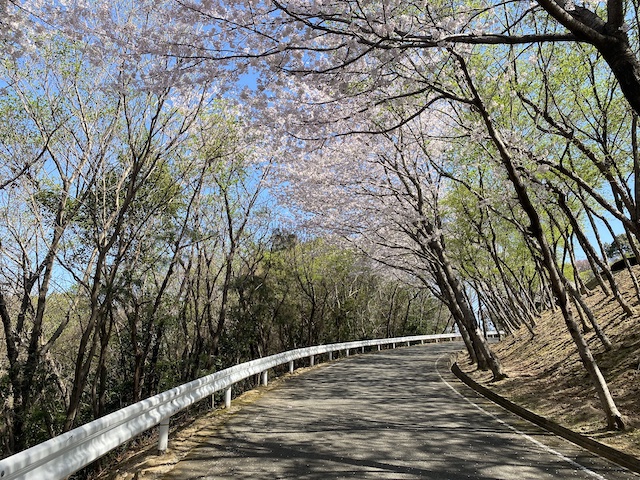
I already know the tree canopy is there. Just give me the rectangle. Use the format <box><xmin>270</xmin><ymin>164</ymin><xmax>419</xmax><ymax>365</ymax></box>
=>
<box><xmin>1</xmin><ymin>0</ymin><xmax>640</xmax><ymax>459</ymax></box>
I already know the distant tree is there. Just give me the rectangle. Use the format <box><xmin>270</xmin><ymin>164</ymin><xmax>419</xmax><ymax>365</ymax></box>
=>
<box><xmin>223</xmin><ymin>234</ymin><xmax>446</xmax><ymax>364</ymax></box>
<box><xmin>573</xmin><ymin>259</ymin><xmax>592</xmax><ymax>273</ymax></box>
<box><xmin>603</xmin><ymin>233</ymin><xmax>635</xmax><ymax>260</ymax></box>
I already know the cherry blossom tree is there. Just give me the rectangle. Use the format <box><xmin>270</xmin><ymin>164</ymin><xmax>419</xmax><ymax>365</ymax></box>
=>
<box><xmin>273</xmin><ymin>112</ymin><xmax>507</xmax><ymax>379</ymax></box>
<box><xmin>6</xmin><ymin>0</ymin><xmax>635</xmax><ymax>432</ymax></box>
<box><xmin>32</xmin><ymin>0</ymin><xmax>636</xmax><ymax>116</ymax></box>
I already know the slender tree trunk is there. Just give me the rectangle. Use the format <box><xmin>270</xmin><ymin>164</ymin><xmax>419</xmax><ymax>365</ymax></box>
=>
<box><xmin>431</xmin><ymin>244</ymin><xmax>506</xmax><ymax>380</ymax></box>
<box><xmin>633</xmin><ymin>114</ymin><xmax>640</xmax><ymax>221</ymax></box>
<box><xmin>428</xmin><ymin>264</ymin><xmax>479</xmax><ymax>365</ymax></box>
<box><xmin>461</xmin><ymin>54</ymin><xmax>625</xmax><ymax>429</ymax></box>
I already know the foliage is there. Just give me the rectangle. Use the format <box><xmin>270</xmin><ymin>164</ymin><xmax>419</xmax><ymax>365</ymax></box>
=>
<box><xmin>1</xmin><ymin>0</ymin><xmax>639</xmax><ymax>451</ymax></box>
<box><xmin>603</xmin><ymin>233</ymin><xmax>635</xmax><ymax>260</ymax></box>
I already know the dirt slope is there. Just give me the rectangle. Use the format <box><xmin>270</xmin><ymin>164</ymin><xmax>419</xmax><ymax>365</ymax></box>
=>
<box><xmin>463</xmin><ymin>268</ymin><xmax>640</xmax><ymax>457</ymax></box>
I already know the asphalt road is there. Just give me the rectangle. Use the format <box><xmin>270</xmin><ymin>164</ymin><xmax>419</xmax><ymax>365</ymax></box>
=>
<box><xmin>163</xmin><ymin>343</ymin><xmax>639</xmax><ymax>479</ymax></box>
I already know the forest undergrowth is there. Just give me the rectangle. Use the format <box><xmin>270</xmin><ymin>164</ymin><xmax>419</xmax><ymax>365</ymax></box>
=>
<box><xmin>464</xmin><ymin>267</ymin><xmax>640</xmax><ymax>457</ymax></box>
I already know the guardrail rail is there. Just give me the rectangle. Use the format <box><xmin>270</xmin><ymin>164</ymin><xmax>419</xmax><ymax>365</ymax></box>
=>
<box><xmin>0</xmin><ymin>332</ymin><xmax>490</xmax><ymax>479</ymax></box>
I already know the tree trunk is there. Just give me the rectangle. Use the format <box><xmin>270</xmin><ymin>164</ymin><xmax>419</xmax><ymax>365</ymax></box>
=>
<box><xmin>461</xmin><ymin>53</ymin><xmax>625</xmax><ymax>428</ymax></box>
<box><xmin>430</xmin><ymin>244</ymin><xmax>506</xmax><ymax>380</ymax></box>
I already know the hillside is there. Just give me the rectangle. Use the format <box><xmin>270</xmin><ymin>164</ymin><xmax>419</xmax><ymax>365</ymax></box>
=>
<box><xmin>463</xmin><ymin>267</ymin><xmax>640</xmax><ymax>457</ymax></box>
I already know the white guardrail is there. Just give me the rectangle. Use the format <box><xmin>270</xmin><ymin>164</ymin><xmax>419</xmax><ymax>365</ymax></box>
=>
<box><xmin>0</xmin><ymin>332</ymin><xmax>496</xmax><ymax>479</ymax></box>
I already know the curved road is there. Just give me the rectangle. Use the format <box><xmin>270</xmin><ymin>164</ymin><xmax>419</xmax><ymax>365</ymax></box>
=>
<box><xmin>163</xmin><ymin>343</ymin><xmax>638</xmax><ymax>479</ymax></box>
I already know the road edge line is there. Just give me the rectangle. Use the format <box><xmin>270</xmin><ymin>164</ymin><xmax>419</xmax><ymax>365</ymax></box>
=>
<box><xmin>450</xmin><ymin>360</ymin><xmax>640</xmax><ymax>475</ymax></box>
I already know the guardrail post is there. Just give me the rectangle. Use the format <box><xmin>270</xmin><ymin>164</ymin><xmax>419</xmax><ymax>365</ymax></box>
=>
<box><xmin>211</xmin><ymin>394</ymin><xmax>215</xmax><ymax>409</ymax></box>
<box><xmin>158</xmin><ymin>418</ymin><xmax>170</xmax><ymax>454</ymax></box>
<box><xmin>361</xmin><ymin>346</ymin><xmax>365</xmax><ymax>353</ymax></box>
<box><xmin>345</xmin><ymin>349</ymin><xmax>349</xmax><ymax>356</ymax></box>
<box><xmin>377</xmin><ymin>344</ymin><xmax>381</xmax><ymax>351</ymax></box>
<box><xmin>392</xmin><ymin>343</ymin><xmax>396</xmax><ymax>349</ymax></box>
<box><xmin>225</xmin><ymin>387</ymin><xmax>232</xmax><ymax>408</ymax></box>
<box><xmin>329</xmin><ymin>351</ymin><xmax>333</xmax><ymax>361</ymax></box>
<box><xmin>289</xmin><ymin>360</ymin><xmax>294</xmax><ymax>373</ymax></box>
<box><xmin>421</xmin><ymin>340</ymin><xmax>425</xmax><ymax>344</ymax></box>
<box><xmin>261</xmin><ymin>370</ymin><xmax>268</xmax><ymax>386</ymax></box>
<box><xmin>406</xmin><ymin>341</ymin><xmax>411</xmax><ymax>346</ymax></box>
<box><xmin>309</xmin><ymin>355</ymin><xmax>315</xmax><ymax>366</ymax></box>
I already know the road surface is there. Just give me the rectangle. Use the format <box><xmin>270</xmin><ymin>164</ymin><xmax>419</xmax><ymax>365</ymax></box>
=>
<box><xmin>163</xmin><ymin>343</ymin><xmax>638</xmax><ymax>479</ymax></box>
